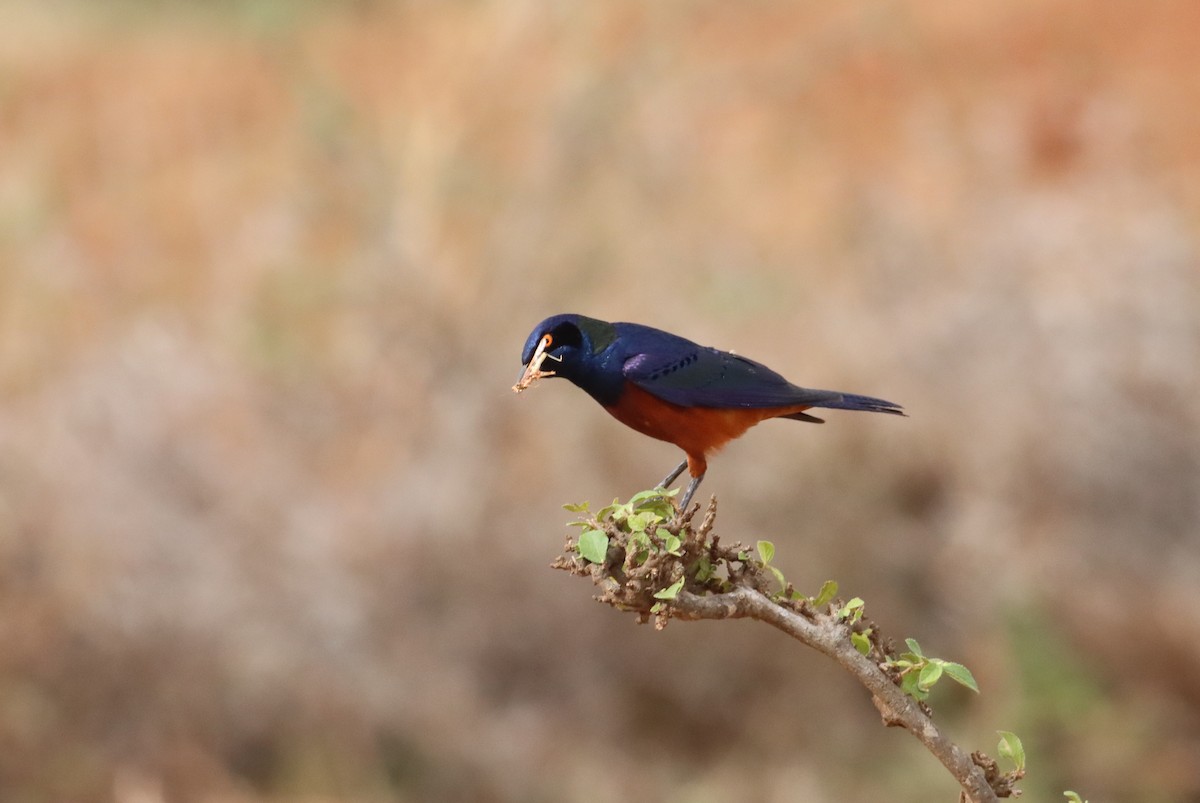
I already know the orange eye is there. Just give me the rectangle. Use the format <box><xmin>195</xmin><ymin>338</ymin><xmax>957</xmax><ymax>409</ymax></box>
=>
<box><xmin>541</xmin><ymin>333</ymin><xmax>553</xmax><ymax>349</ymax></box>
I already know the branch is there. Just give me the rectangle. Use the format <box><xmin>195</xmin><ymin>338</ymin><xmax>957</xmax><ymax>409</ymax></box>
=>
<box><xmin>553</xmin><ymin>493</ymin><xmax>1023</xmax><ymax>803</ymax></box>
<box><xmin>673</xmin><ymin>586</ymin><xmax>1001</xmax><ymax>801</ymax></box>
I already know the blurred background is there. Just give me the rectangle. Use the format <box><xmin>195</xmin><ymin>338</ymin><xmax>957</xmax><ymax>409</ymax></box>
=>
<box><xmin>1</xmin><ymin>1</ymin><xmax>1198</xmax><ymax>801</ymax></box>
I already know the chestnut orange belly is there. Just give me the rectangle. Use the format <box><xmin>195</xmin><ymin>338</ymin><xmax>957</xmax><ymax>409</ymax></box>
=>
<box><xmin>603</xmin><ymin>383</ymin><xmax>813</xmax><ymax>478</ymax></box>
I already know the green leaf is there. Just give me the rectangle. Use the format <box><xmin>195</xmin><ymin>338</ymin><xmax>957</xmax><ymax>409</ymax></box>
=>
<box><xmin>997</xmin><ymin>731</ymin><xmax>1025</xmax><ymax>773</ymax></box>
<box><xmin>653</xmin><ymin>578</ymin><xmax>685</xmax><ymax>600</ymax></box>
<box><xmin>626</xmin><ymin>512</ymin><xmax>653</xmax><ymax>533</ymax></box>
<box><xmin>756</xmin><ymin>540</ymin><xmax>775</xmax><ymax>565</ymax></box>
<box><xmin>627</xmin><ymin>489</ymin><xmax>661</xmax><ymax>505</ymax></box>
<box><xmin>1063</xmin><ymin>792</ymin><xmax>1086</xmax><ymax>803</ymax></box>
<box><xmin>768</xmin><ymin>565</ymin><xmax>787</xmax><ymax>594</ymax></box>
<box><xmin>851</xmin><ymin>629</ymin><xmax>872</xmax><ymax>655</ymax></box>
<box><xmin>577</xmin><ymin>529</ymin><xmax>609</xmax><ymax>564</ymax></box>
<box><xmin>839</xmin><ymin>597</ymin><xmax>865</xmax><ymax>621</ymax></box>
<box><xmin>639</xmin><ymin>501</ymin><xmax>675</xmax><ymax>521</ymax></box>
<box><xmin>629</xmin><ymin>488</ymin><xmax>677</xmax><ymax>506</ymax></box>
<box><xmin>904</xmin><ymin>638</ymin><xmax>924</xmax><ymax>658</ymax></box>
<box><xmin>694</xmin><ymin>556</ymin><xmax>715</xmax><ymax>583</ymax></box>
<box><xmin>595</xmin><ymin>500</ymin><xmax>621</xmax><ymax>521</ymax></box>
<box><xmin>811</xmin><ymin>580</ymin><xmax>839</xmax><ymax>608</ymax></box>
<box><xmin>663</xmin><ymin>534</ymin><xmax>682</xmax><ymax>555</ymax></box>
<box><xmin>942</xmin><ymin>662</ymin><xmax>980</xmax><ymax>693</ymax></box>
<box><xmin>562</xmin><ymin>501</ymin><xmax>590</xmax><ymax>513</ymax></box>
<box><xmin>917</xmin><ymin>661</ymin><xmax>944</xmax><ymax>691</ymax></box>
<box><xmin>627</xmin><ymin>532</ymin><xmax>652</xmax><ymax>565</ymax></box>
<box><xmin>899</xmin><ymin>671</ymin><xmax>928</xmax><ymax>701</ymax></box>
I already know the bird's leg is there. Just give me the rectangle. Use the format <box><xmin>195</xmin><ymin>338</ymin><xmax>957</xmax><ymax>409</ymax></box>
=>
<box><xmin>658</xmin><ymin>458</ymin><xmax>689</xmax><ymax>491</ymax></box>
<box><xmin>677</xmin><ymin>473</ymin><xmax>705</xmax><ymax>513</ymax></box>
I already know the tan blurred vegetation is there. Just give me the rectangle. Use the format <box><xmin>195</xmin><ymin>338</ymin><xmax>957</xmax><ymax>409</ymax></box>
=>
<box><xmin>1</xmin><ymin>1</ymin><xmax>1198</xmax><ymax>801</ymax></box>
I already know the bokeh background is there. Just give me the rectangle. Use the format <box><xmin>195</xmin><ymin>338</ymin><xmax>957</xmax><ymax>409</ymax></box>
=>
<box><xmin>2</xmin><ymin>1</ymin><xmax>1199</xmax><ymax>801</ymax></box>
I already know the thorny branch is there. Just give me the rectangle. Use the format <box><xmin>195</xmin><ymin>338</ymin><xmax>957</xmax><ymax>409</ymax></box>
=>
<box><xmin>551</xmin><ymin>496</ymin><xmax>1023</xmax><ymax>803</ymax></box>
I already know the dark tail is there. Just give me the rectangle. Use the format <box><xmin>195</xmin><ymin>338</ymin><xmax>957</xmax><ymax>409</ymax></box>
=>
<box><xmin>781</xmin><ymin>392</ymin><xmax>905</xmax><ymax>424</ymax></box>
<box><xmin>815</xmin><ymin>392</ymin><xmax>905</xmax><ymax>416</ymax></box>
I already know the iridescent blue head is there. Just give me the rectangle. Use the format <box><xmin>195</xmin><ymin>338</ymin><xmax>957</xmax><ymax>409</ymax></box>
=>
<box><xmin>513</xmin><ymin>313</ymin><xmax>622</xmax><ymax>403</ymax></box>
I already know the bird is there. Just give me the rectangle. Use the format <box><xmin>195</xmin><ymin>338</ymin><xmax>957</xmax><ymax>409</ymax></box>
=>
<box><xmin>513</xmin><ymin>313</ymin><xmax>904</xmax><ymax>513</ymax></box>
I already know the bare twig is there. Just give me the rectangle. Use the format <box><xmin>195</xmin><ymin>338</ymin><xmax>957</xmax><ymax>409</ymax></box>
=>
<box><xmin>670</xmin><ymin>586</ymin><xmax>1001</xmax><ymax>802</ymax></box>
<box><xmin>553</xmin><ymin>494</ymin><xmax>1022</xmax><ymax>803</ymax></box>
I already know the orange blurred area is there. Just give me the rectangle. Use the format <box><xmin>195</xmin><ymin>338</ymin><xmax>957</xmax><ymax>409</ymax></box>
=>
<box><xmin>1</xmin><ymin>1</ymin><xmax>1199</xmax><ymax>801</ymax></box>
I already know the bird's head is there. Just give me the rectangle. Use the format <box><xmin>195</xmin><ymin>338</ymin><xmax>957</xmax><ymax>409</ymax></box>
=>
<box><xmin>513</xmin><ymin>313</ymin><xmax>617</xmax><ymax>394</ymax></box>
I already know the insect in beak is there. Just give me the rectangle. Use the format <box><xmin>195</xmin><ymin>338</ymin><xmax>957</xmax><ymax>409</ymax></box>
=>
<box><xmin>512</xmin><ymin>333</ymin><xmax>560</xmax><ymax>393</ymax></box>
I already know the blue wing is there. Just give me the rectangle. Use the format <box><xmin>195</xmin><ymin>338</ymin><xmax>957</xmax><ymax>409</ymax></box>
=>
<box><xmin>613</xmin><ymin>322</ymin><xmax>904</xmax><ymax>415</ymax></box>
<box><xmin>614</xmin><ymin>323</ymin><xmax>839</xmax><ymax>408</ymax></box>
